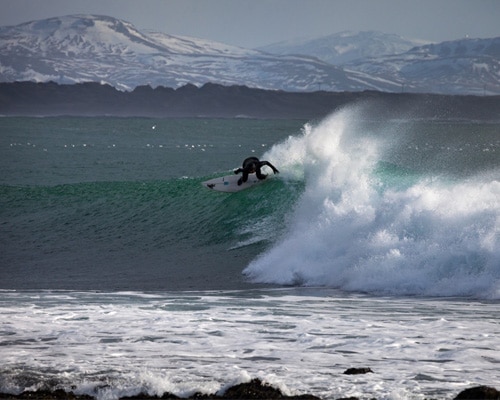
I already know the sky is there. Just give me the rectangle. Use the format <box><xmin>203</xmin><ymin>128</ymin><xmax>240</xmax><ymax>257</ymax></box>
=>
<box><xmin>1</xmin><ymin>0</ymin><xmax>499</xmax><ymax>48</ymax></box>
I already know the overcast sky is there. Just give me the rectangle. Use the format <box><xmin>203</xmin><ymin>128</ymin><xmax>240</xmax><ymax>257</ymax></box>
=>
<box><xmin>1</xmin><ymin>0</ymin><xmax>499</xmax><ymax>48</ymax></box>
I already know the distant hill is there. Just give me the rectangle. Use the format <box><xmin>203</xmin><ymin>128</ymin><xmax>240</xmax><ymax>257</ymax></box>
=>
<box><xmin>0</xmin><ymin>15</ymin><xmax>357</xmax><ymax>92</ymax></box>
<box><xmin>346</xmin><ymin>37</ymin><xmax>500</xmax><ymax>95</ymax></box>
<box><xmin>259</xmin><ymin>31</ymin><xmax>500</xmax><ymax>95</ymax></box>
<box><xmin>258</xmin><ymin>31</ymin><xmax>427</xmax><ymax>65</ymax></box>
<box><xmin>1</xmin><ymin>81</ymin><xmax>499</xmax><ymax>120</ymax></box>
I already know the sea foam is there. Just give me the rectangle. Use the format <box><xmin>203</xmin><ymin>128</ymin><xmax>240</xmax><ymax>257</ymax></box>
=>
<box><xmin>244</xmin><ymin>106</ymin><xmax>500</xmax><ymax>298</ymax></box>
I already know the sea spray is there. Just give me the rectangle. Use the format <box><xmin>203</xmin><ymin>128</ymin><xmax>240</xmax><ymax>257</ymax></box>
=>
<box><xmin>244</xmin><ymin>106</ymin><xmax>500</xmax><ymax>298</ymax></box>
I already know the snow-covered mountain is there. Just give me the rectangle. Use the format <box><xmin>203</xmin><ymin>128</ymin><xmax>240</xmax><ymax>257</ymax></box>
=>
<box><xmin>0</xmin><ymin>14</ymin><xmax>361</xmax><ymax>91</ymax></box>
<box><xmin>258</xmin><ymin>31</ymin><xmax>427</xmax><ymax>65</ymax></box>
<box><xmin>259</xmin><ymin>31</ymin><xmax>500</xmax><ymax>95</ymax></box>
<box><xmin>0</xmin><ymin>15</ymin><xmax>498</xmax><ymax>94</ymax></box>
<box><xmin>346</xmin><ymin>37</ymin><xmax>500</xmax><ymax>95</ymax></box>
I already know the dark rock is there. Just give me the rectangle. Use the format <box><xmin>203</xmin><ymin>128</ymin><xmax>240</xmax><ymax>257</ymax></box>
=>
<box><xmin>120</xmin><ymin>392</ymin><xmax>180</xmax><ymax>399</ymax></box>
<box><xmin>221</xmin><ymin>378</ymin><xmax>283</xmax><ymax>399</ymax></box>
<box><xmin>0</xmin><ymin>390</ymin><xmax>93</xmax><ymax>399</ymax></box>
<box><xmin>454</xmin><ymin>386</ymin><xmax>500</xmax><ymax>400</ymax></box>
<box><xmin>0</xmin><ymin>380</ymin><xmax>321</xmax><ymax>400</ymax></box>
<box><xmin>222</xmin><ymin>379</ymin><xmax>283</xmax><ymax>399</ymax></box>
<box><xmin>219</xmin><ymin>379</ymin><xmax>321</xmax><ymax>399</ymax></box>
<box><xmin>343</xmin><ymin>368</ymin><xmax>374</xmax><ymax>375</ymax></box>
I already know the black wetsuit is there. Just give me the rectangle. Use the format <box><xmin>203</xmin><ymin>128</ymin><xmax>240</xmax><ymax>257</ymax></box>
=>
<box><xmin>234</xmin><ymin>157</ymin><xmax>279</xmax><ymax>185</ymax></box>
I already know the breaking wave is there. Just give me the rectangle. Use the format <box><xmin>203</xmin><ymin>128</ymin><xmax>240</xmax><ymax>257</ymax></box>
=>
<box><xmin>244</xmin><ymin>105</ymin><xmax>500</xmax><ymax>298</ymax></box>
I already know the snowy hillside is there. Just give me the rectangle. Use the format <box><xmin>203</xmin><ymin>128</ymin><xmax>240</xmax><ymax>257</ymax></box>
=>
<box><xmin>346</xmin><ymin>37</ymin><xmax>500</xmax><ymax>95</ymax></box>
<box><xmin>0</xmin><ymin>14</ymin><xmax>360</xmax><ymax>91</ymax></box>
<box><xmin>0</xmin><ymin>15</ymin><xmax>498</xmax><ymax>94</ymax></box>
<box><xmin>259</xmin><ymin>31</ymin><xmax>500</xmax><ymax>95</ymax></box>
<box><xmin>258</xmin><ymin>31</ymin><xmax>427</xmax><ymax>65</ymax></box>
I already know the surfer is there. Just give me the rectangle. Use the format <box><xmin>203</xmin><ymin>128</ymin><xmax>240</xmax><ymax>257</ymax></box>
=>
<box><xmin>234</xmin><ymin>156</ymin><xmax>279</xmax><ymax>185</ymax></box>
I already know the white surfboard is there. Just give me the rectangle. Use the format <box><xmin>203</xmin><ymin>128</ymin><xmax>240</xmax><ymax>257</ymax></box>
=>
<box><xmin>202</xmin><ymin>173</ymin><xmax>265</xmax><ymax>193</ymax></box>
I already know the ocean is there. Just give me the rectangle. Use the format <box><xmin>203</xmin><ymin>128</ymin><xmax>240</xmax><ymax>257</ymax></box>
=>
<box><xmin>1</xmin><ymin>104</ymin><xmax>499</xmax><ymax>399</ymax></box>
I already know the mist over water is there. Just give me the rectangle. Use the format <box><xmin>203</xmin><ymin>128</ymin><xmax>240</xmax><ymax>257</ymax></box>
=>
<box><xmin>245</xmin><ymin>105</ymin><xmax>500</xmax><ymax>298</ymax></box>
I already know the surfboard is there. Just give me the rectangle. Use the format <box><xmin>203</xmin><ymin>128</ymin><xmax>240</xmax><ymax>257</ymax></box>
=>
<box><xmin>202</xmin><ymin>173</ymin><xmax>265</xmax><ymax>192</ymax></box>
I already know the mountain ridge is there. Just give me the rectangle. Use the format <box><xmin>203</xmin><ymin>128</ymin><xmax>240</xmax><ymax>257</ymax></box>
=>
<box><xmin>258</xmin><ymin>30</ymin><xmax>428</xmax><ymax>65</ymax></box>
<box><xmin>0</xmin><ymin>14</ymin><xmax>499</xmax><ymax>94</ymax></box>
<box><xmin>0</xmin><ymin>14</ymin><xmax>354</xmax><ymax>92</ymax></box>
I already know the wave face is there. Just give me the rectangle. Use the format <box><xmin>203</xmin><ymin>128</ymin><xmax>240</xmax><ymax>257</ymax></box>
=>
<box><xmin>244</xmin><ymin>106</ymin><xmax>500</xmax><ymax>298</ymax></box>
<box><xmin>0</xmin><ymin>177</ymin><xmax>296</xmax><ymax>291</ymax></box>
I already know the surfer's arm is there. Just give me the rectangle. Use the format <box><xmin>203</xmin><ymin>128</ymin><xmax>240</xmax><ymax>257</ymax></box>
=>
<box><xmin>234</xmin><ymin>167</ymin><xmax>243</xmax><ymax>174</ymax></box>
<box><xmin>260</xmin><ymin>161</ymin><xmax>279</xmax><ymax>174</ymax></box>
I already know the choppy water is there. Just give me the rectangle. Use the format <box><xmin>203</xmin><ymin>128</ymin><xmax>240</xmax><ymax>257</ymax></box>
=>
<box><xmin>0</xmin><ymin>290</ymin><xmax>498</xmax><ymax>400</ymax></box>
<box><xmin>1</xmin><ymin>104</ymin><xmax>499</xmax><ymax>399</ymax></box>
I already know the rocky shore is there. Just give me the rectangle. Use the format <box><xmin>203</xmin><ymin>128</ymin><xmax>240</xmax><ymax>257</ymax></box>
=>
<box><xmin>0</xmin><ymin>378</ymin><xmax>498</xmax><ymax>400</ymax></box>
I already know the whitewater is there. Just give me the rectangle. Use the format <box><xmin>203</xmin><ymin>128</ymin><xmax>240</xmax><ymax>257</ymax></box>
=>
<box><xmin>246</xmin><ymin>106</ymin><xmax>500</xmax><ymax>298</ymax></box>
<box><xmin>1</xmin><ymin>105</ymin><xmax>499</xmax><ymax>400</ymax></box>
